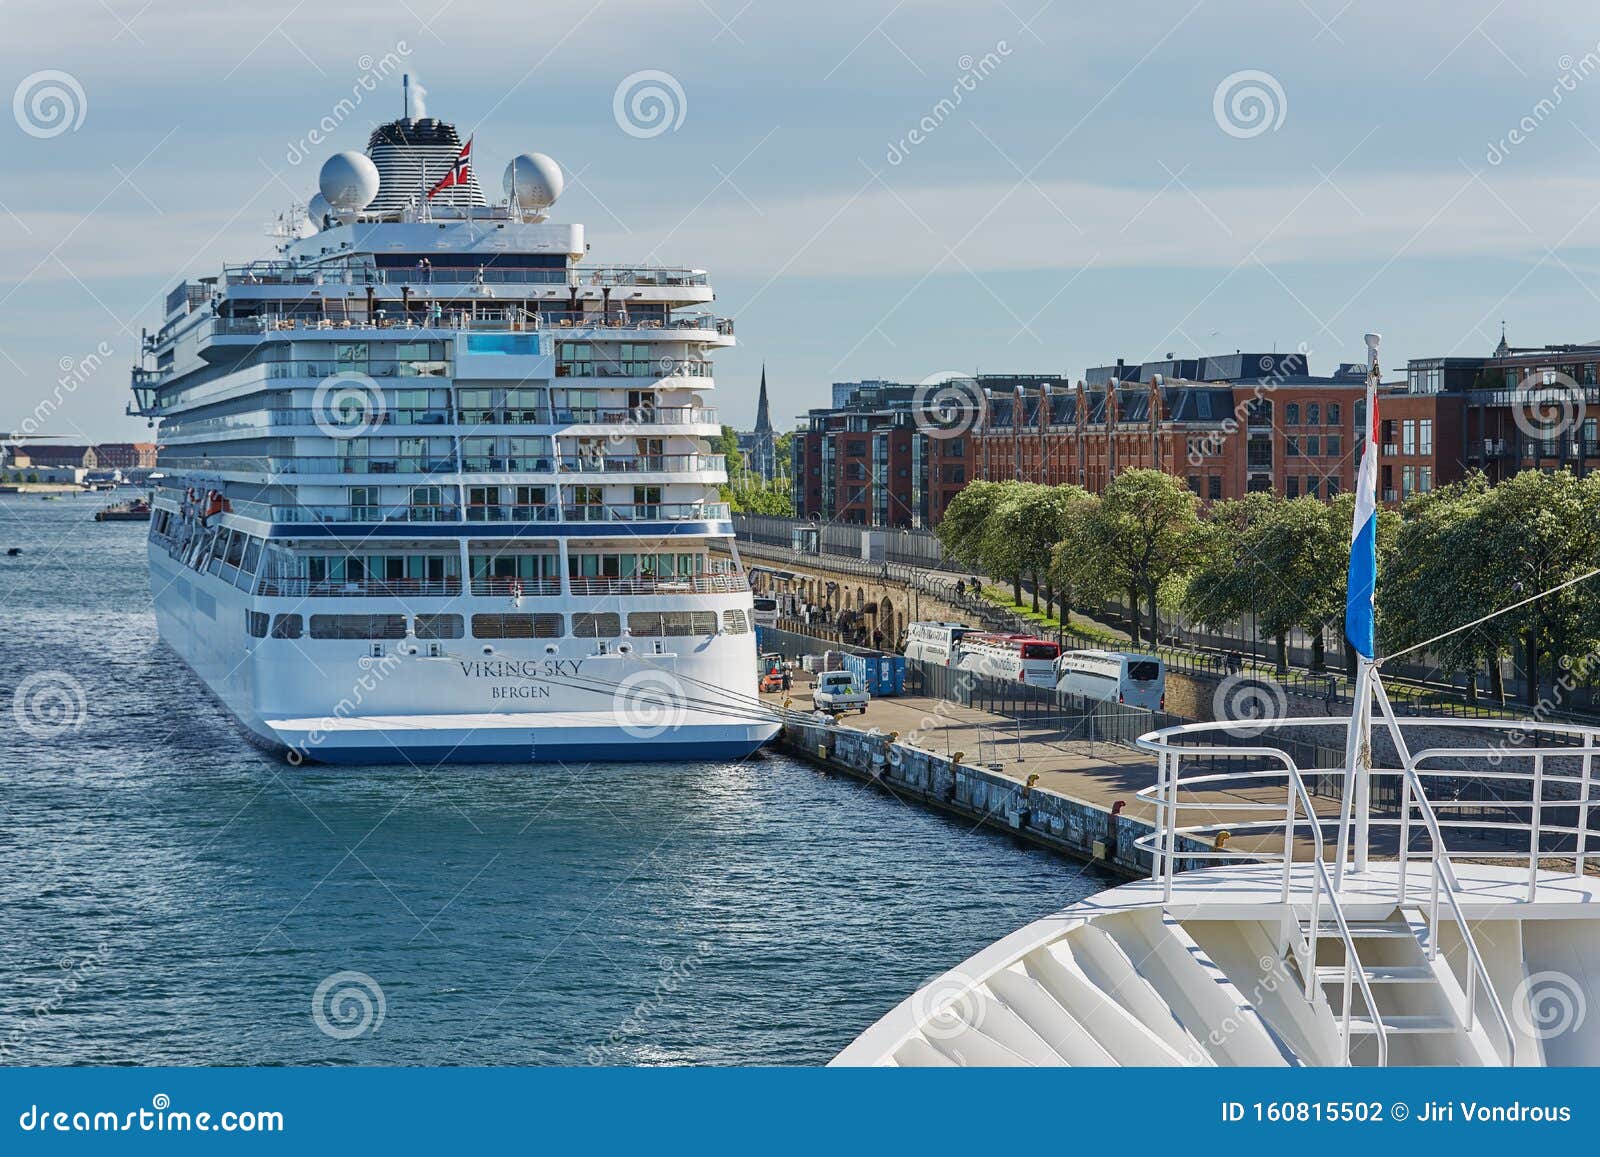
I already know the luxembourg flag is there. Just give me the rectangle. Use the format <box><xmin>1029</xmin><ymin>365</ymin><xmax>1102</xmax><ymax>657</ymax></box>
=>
<box><xmin>1345</xmin><ymin>334</ymin><xmax>1381</xmax><ymax>659</ymax></box>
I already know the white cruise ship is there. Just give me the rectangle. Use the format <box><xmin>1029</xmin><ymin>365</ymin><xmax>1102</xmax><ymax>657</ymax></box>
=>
<box><xmin>130</xmin><ymin>83</ymin><xmax>778</xmax><ymax>765</ymax></box>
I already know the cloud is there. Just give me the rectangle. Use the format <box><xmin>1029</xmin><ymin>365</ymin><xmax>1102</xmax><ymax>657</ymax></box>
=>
<box><xmin>626</xmin><ymin>168</ymin><xmax>1600</xmax><ymax>280</ymax></box>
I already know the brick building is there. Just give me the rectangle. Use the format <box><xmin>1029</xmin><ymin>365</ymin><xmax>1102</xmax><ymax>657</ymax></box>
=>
<box><xmin>6</xmin><ymin>442</ymin><xmax>158</xmax><ymax>471</ymax></box>
<box><xmin>790</xmin><ymin>379</ymin><xmax>1012</xmax><ymax>527</ymax></box>
<box><xmin>977</xmin><ymin>353</ymin><xmax>1371</xmax><ymax>502</ymax></box>
<box><xmin>1402</xmin><ymin>330</ymin><xmax>1600</xmax><ymax>488</ymax></box>
<box><xmin>91</xmin><ymin>442</ymin><xmax>159</xmax><ymax>470</ymax></box>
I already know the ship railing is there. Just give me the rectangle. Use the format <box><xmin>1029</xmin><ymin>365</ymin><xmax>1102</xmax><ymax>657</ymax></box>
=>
<box><xmin>565</xmin><ymin>574</ymin><xmax>750</xmax><ymax>596</ymax></box>
<box><xmin>551</xmin><ymin>406</ymin><xmax>718</xmax><ymax>426</ymax></box>
<box><xmin>255</xmin><ymin>577</ymin><xmax>462</xmax><ymax>598</ymax></box>
<box><xmin>561</xmin><ymin>502</ymin><xmax>730</xmax><ymax>522</ymax></box>
<box><xmin>207</xmin><ymin>313</ymin><xmax>731</xmax><ymax>338</ymax></box>
<box><xmin>221</xmin><ymin>262</ymin><xmax>710</xmax><ymax>289</ymax></box>
<box><xmin>1133</xmin><ymin>713</ymin><xmax>1600</xmax><ymax>1065</ymax></box>
<box><xmin>237</xmin><ymin>502</ymin><xmax>730</xmax><ymax>526</ymax></box>
<box><xmin>260</xmin><ymin>503</ymin><xmax>464</xmax><ymax>524</ymax></box>
<box><xmin>555</xmin><ymin>359</ymin><xmax>713</xmax><ymax>378</ymax></box>
<box><xmin>1137</xmin><ymin>726</ymin><xmax>1393</xmax><ymax>1065</ymax></box>
<box><xmin>468</xmin><ymin>576</ymin><xmax>563</xmax><ymax>597</ymax></box>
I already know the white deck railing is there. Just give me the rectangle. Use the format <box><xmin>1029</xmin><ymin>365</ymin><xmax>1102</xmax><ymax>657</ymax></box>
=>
<box><xmin>1131</xmin><ymin>703</ymin><xmax>1600</xmax><ymax>1065</ymax></box>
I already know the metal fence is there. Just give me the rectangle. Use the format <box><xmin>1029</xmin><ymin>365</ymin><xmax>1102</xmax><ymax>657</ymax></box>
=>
<box><xmin>732</xmin><ymin>514</ymin><xmax>957</xmax><ymax>570</ymax></box>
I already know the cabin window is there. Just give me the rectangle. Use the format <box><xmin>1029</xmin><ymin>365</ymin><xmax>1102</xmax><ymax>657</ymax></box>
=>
<box><xmin>246</xmin><ymin>610</ymin><xmax>270</xmax><ymax>638</ymax></box>
<box><xmin>471</xmin><ymin>613</ymin><xmax>564</xmax><ymax>639</ymax></box>
<box><xmin>414</xmin><ymin>614</ymin><xmax>464</xmax><ymax>640</ymax></box>
<box><xmin>270</xmin><ymin>613</ymin><xmax>303</xmax><ymax>639</ymax></box>
<box><xmin>722</xmin><ymin>609</ymin><xmax>749</xmax><ymax>634</ymax></box>
<box><xmin>572</xmin><ymin>612</ymin><xmax>621</xmax><ymax>638</ymax></box>
<box><xmin>309</xmin><ymin>614</ymin><xmax>408</xmax><ymax>640</ymax></box>
<box><xmin>627</xmin><ymin>611</ymin><xmax>718</xmax><ymax>637</ymax></box>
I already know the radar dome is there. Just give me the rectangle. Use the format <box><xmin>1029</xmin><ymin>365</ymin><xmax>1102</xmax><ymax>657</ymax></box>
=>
<box><xmin>504</xmin><ymin>153</ymin><xmax>564</xmax><ymax>210</ymax></box>
<box><xmin>306</xmin><ymin>193</ymin><xmax>335</xmax><ymax>231</ymax></box>
<box><xmin>319</xmin><ymin>151</ymin><xmax>380</xmax><ymax>213</ymax></box>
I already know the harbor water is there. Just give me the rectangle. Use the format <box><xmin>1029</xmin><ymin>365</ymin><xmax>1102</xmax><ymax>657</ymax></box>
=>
<box><xmin>0</xmin><ymin>495</ymin><xmax>1112</xmax><ymax>1065</ymax></box>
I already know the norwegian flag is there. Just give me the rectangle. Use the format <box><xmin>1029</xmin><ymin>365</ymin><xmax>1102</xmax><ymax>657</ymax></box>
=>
<box><xmin>426</xmin><ymin>137</ymin><xmax>472</xmax><ymax>200</ymax></box>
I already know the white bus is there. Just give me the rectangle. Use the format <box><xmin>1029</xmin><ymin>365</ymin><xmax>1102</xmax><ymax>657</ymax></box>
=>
<box><xmin>750</xmin><ymin>597</ymin><xmax>779</xmax><ymax>628</ymax></box>
<box><xmin>902</xmin><ymin>621</ymin><xmax>972</xmax><ymax>666</ymax></box>
<box><xmin>954</xmin><ymin>633</ymin><xmax>1061</xmax><ymax>687</ymax></box>
<box><xmin>1055</xmin><ymin>650</ymin><xmax>1165</xmax><ymax>710</ymax></box>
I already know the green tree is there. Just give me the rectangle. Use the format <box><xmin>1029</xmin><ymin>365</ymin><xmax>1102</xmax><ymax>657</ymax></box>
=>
<box><xmin>1074</xmin><ymin>469</ymin><xmax>1205</xmax><ymax>646</ymax></box>
<box><xmin>1380</xmin><ymin>476</ymin><xmax>1504</xmax><ymax>700</ymax></box>
<box><xmin>935</xmin><ymin>481</ymin><xmax>1004</xmax><ymax>572</ymax></box>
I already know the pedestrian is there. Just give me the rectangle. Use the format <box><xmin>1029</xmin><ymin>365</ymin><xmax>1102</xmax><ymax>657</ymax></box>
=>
<box><xmin>872</xmin><ymin>629</ymin><xmax>883</xmax><ymax>651</ymax></box>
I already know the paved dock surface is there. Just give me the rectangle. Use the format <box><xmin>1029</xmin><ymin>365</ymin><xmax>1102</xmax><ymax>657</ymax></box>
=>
<box><xmin>761</xmin><ymin>671</ymin><xmax>1336</xmax><ymax>859</ymax></box>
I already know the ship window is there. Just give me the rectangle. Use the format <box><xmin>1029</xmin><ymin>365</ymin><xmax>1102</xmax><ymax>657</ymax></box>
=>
<box><xmin>572</xmin><ymin>612</ymin><xmax>621</xmax><ymax>638</ymax></box>
<box><xmin>224</xmin><ymin>531</ymin><xmax>247</xmax><ymax>567</ymax></box>
<box><xmin>472</xmin><ymin>613</ymin><xmax>564</xmax><ymax>639</ymax></box>
<box><xmin>723</xmin><ymin>609</ymin><xmax>749</xmax><ymax>634</ymax></box>
<box><xmin>628</xmin><ymin>611</ymin><xmax>718</xmax><ymax>637</ymax></box>
<box><xmin>309</xmin><ymin>614</ymin><xmax>408</xmax><ymax>640</ymax></box>
<box><xmin>270</xmin><ymin>613</ymin><xmax>303</xmax><ymax>639</ymax></box>
<box><xmin>414</xmin><ymin>613</ymin><xmax>464</xmax><ymax>640</ymax></box>
<box><xmin>246</xmin><ymin>610</ymin><xmax>270</xmax><ymax>638</ymax></box>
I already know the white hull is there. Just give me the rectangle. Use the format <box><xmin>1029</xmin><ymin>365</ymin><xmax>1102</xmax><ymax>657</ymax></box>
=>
<box><xmin>150</xmin><ymin>545</ymin><xmax>778</xmax><ymax>765</ymax></box>
<box><xmin>835</xmin><ymin>862</ymin><xmax>1600</xmax><ymax>1067</ymax></box>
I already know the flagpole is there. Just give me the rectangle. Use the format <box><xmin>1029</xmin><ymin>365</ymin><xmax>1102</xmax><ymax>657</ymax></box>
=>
<box><xmin>1335</xmin><ymin>332</ymin><xmax>1383</xmax><ymax>888</ymax></box>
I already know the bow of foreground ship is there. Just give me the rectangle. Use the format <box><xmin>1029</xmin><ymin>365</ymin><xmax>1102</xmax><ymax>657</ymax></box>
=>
<box><xmin>129</xmin><ymin>80</ymin><xmax>778</xmax><ymax>764</ymax></box>
<box><xmin>837</xmin><ymin>335</ymin><xmax>1600</xmax><ymax>1067</ymax></box>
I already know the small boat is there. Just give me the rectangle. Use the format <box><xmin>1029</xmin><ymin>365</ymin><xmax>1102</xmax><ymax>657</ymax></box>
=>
<box><xmin>94</xmin><ymin>498</ymin><xmax>152</xmax><ymax>522</ymax></box>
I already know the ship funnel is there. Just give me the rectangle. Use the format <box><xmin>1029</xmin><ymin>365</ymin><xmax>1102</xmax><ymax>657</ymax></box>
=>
<box><xmin>402</xmin><ymin>74</ymin><xmax>427</xmax><ymax>121</ymax></box>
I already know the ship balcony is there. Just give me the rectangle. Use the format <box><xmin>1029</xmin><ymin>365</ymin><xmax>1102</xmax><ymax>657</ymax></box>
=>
<box><xmin>221</xmin><ymin>261</ymin><xmax>712</xmax><ymax>291</ymax></box>
<box><xmin>201</xmin><ymin>311</ymin><xmax>732</xmax><ymax>348</ymax></box>
<box><xmin>255</xmin><ymin>577</ymin><xmax>464</xmax><ymax>598</ymax></box>
<box><xmin>474</xmin><ymin>573</ymin><xmax>748</xmax><ymax>597</ymax></box>
<box><xmin>231</xmin><ymin>500</ymin><xmax>731</xmax><ymax>526</ymax></box>
<box><xmin>161</xmin><ymin>454</ymin><xmax>726</xmax><ymax>483</ymax></box>
<box><xmin>552</xmin><ymin>405</ymin><xmax>719</xmax><ymax>431</ymax></box>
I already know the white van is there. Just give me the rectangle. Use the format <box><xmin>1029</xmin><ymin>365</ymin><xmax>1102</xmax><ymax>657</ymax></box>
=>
<box><xmin>1055</xmin><ymin>650</ymin><xmax>1165</xmax><ymax>710</ymax></box>
<box><xmin>903</xmin><ymin>621</ymin><xmax>971</xmax><ymax>666</ymax></box>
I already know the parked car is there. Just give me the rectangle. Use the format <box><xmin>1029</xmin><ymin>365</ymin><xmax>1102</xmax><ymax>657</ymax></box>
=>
<box><xmin>811</xmin><ymin>670</ymin><xmax>869</xmax><ymax>716</ymax></box>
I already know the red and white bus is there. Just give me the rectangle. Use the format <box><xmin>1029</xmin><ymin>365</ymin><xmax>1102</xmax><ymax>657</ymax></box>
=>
<box><xmin>953</xmin><ymin>633</ymin><xmax>1061</xmax><ymax>687</ymax></box>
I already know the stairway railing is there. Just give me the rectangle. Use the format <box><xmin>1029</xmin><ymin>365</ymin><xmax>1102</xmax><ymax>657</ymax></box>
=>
<box><xmin>1149</xmin><ymin>740</ymin><xmax>1388</xmax><ymax>1065</ymax></box>
<box><xmin>1369</xmin><ymin>678</ymin><xmax>1518</xmax><ymax>1065</ymax></box>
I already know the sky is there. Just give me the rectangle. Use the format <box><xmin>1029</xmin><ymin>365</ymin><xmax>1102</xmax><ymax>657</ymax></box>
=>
<box><xmin>6</xmin><ymin>0</ymin><xmax>1600</xmax><ymax>441</ymax></box>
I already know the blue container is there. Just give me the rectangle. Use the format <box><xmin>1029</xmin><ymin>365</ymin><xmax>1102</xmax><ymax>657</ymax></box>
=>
<box><xmin>840</xmin><ymin>650</ymin><xmax>905</xmax><ymax>697</ymax></box>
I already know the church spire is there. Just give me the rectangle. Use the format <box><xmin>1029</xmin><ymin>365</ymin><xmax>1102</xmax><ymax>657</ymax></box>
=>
<box><xmin>754</xmin><ymin>363</ymin><xmax>772</xmax><ymax>434</ymax></box>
